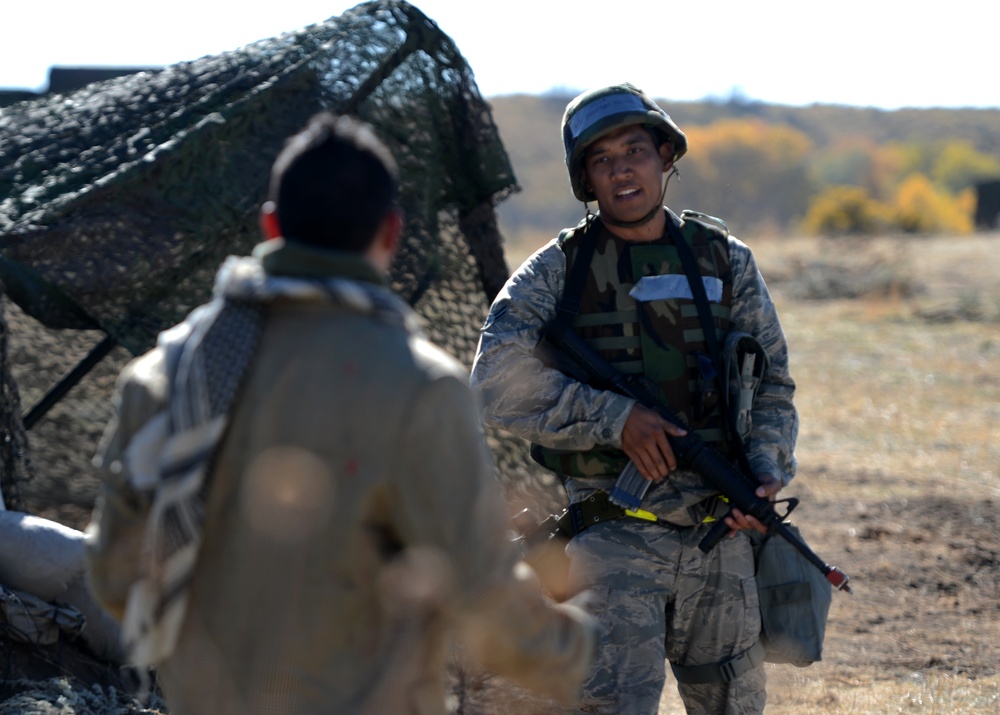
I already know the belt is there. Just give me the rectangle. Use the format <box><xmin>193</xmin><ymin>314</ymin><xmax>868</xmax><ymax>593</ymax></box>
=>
<box><xmin>555</xmin><ymin>491</ymin><xmax>730</xmax><ymax>538</ymax></box>
<box><xmin>555</xmin><ymin>490</ymin><xmax>654</xmax><ymax>537</ymax></box>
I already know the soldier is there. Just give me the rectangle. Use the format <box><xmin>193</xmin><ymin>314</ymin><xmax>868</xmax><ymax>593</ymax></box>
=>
<box><xmin>86</xmin><ymin>111</ymin><xmax>596</xmax><ymax>715</ymax></box>
<box><xmin>471</xmin><ymin>83</ymin><xmax>799</xmax><ymax>714</ymax></box>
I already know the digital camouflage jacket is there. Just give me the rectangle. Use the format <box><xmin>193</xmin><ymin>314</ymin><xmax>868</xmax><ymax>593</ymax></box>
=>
<box><xmin>471</xmin><ymin>209</ymin><xmax>798</xmax><ymax>522</ymax></box>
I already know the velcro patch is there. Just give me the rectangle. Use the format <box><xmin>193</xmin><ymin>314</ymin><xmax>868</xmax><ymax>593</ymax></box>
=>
<box><xmin>628</xmin><ymin>275</ymin><xmax>723</xmax><ymax>302</ymax></box>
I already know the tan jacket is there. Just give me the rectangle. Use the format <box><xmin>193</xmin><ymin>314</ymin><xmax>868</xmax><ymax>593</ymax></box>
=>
<box><xmin>87</xmin><ymin>241</ymin><xmax>594</xmax><ymax>715</ymax></box>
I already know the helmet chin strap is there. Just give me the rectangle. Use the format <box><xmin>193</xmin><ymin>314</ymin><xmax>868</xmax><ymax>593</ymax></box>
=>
<box><xmin>592</xmin><ymin>166</ymin><xmax>680</xmax><ymax>230</ymax></box>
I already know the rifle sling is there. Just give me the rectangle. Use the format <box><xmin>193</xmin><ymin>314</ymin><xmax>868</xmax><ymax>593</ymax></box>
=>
<box><xmin>664</xmin><ymin>214</ymin><xmax>757</xmax><ymax>480</ymax></box>
<box><xmin>549</xmin><ymin>217</ymin><xmax>600</xmax><ymax>337</ymax></box>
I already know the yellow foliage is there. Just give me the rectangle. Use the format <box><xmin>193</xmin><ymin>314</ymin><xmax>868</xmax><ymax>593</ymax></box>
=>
<box><xmin>680</xmin><ymin>119</ymin><xmax>814</xmax><ymax>232</ymax></box>
<box><xmin>800</xmin><ymin>176</ymin><xmax>976</xmax><ymax>236</ymax></box>
<box><xmin>686</xmin><ymin>119</ymin><xmax>813</xmax><ymax>170</ymax></box>
<box><xmin>487</xmin><ymin>95</ymin><xmax>1000</xmax><ymax>237</ymax></box>
<box><xmin>892</xmin><ymin>173</ymin><xmax>974</xmax><ymax>234</ymax></box>
<box><xmin>800</xmin><ymin>185</ymin><xmax>891</xmax><ymax>236</ymax></box>
<box><xmin>956</xmin><ymin>186</ymin><xmax>977</xmax><ymax>217</ymax></box>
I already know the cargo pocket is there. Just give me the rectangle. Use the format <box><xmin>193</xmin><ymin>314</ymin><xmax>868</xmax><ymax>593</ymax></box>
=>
<box><xmin>739</xmin><ymin>575</ymin><xmax>762</xmax><ymax>652</ymax></box>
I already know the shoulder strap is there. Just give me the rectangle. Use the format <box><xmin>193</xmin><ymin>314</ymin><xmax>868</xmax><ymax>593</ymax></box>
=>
<box><xmin>550</xmin><ymin>217</ymin><xmax>600</xmax><ymax>333</ymax></box>
<box><xmin>663</xmin><ymin>212</ymin><xmax>726</xmax><ymax>371</ymax></box>
<box><xmin>665</xmin><ymin>212</ymin><xmax>756</xmax><ymax>479</ymax></box>
<box><xmin>680</xmin><ymin>209</ymin><xmax>730</xmax><ymax>237</ymax></box>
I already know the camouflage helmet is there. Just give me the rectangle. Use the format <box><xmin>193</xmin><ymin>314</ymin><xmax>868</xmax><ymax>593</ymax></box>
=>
<box><xmin>562</xmin><ymin>83</ymin><xmax>688</xmax><ymax>202</ymax></box>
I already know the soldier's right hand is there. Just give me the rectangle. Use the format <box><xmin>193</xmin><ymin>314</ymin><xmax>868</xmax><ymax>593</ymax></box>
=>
<box><xmin>621</xmin><ymin>403</ymin><xmax>687</xmax><ymax>481</ymax></box>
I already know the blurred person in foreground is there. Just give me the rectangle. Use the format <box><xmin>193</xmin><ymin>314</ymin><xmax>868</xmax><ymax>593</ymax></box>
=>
<box><xmin>471</xmin><ymin>83</ymin><xmax>799</xmax><ymax>714</ymax></box>
<box><xmin>86</xmin><ymin>111</ymin><xmax>596</xmax><ymax>715</ymax></box>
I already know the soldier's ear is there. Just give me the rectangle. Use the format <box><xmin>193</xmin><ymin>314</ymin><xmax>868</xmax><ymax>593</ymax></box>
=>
<box><xmin>366</xmin><ymin>208</ymin><xmax>403</xmax><ymax>273</ymax></box>
<box><xmin>259</xmin><ymin>201</ymin><xmax>281</xmax><ymax>240</ymax></box>
<box><xmin>659</xmin><ymin>141</ymin><xmax>673</xmax><ymax>169</ymax></box>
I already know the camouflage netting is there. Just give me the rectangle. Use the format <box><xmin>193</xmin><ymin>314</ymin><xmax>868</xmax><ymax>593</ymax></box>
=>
<box><xmin>0</xmin><ymin>0</ymin><xmax>564</xmax><ymax>515</ymax></box>
<box><xmin>0</xmin><ymin>304</ymin><xmax>32</xmax><ymax>511</ymax></box>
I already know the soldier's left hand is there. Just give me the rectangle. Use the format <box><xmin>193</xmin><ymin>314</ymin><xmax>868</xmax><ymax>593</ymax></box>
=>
<box><xmin>723</xmin><ymin>473</ymin><xmax>782</xmax><ymax>536</ymax></box>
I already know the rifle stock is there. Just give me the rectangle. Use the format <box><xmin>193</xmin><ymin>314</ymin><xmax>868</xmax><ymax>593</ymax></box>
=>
<box><xmin>544</xmin><ymin>321</ymin><xmax>852</xmax><ymax>594</ymax></box>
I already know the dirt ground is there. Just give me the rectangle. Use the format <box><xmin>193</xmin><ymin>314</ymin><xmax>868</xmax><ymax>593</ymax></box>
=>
<box><xmin>450</xmin><ymin>467</ymin><xmax>1000</xmax><ymax>714</ymax></box>
<box><xmin>775</xmin><ymin>468</ymin><xmax>999</xmax><ymax>679</ymax></box>
<box><xmin>1</xmin><ymin>233</ymin><xmax>998</xmax><ymax>713</ymax></box>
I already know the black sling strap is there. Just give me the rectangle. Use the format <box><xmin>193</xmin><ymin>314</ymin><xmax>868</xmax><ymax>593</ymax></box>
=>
<box><xmin>662</xmin><ymin>212</ymin><xmax>726</xmax><ymax>373</ymax></box>
<box><xmin>548</xmin><ymin>216</ymin><xmax>600</xmax><ymax>336</ymax></box>
<box><xmin>664</xmin><ymin>213</ymin><xmax>758</xmax><ymax>481</ymax></box>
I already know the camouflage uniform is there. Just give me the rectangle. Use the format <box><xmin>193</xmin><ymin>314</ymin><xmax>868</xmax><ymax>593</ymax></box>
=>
<box><xmin>471</xmin><ymin>211</ymin><xmax>797</xmax><ymax>714</ymax></box>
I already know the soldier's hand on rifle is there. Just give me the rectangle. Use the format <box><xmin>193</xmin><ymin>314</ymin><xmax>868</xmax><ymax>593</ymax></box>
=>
<box><xmin>723</xmin><ymin>473</ymin><xmax>783</xmax><ymax>536</ymax></box>
<box><xmin>621</xmin><ymin>403</ymin><xmax>688</xmax><ymax>482</ymax></box>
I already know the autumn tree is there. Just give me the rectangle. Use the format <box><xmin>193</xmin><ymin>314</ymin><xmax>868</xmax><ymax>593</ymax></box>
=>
<box><xmin>930</xmin><ymin>139</ymin><xmax>1000</xmax><ymax>194</ymax></box>
<box><xmin>800</xmin><ymin>185</ymin><xmax>892</xmax><ymax>236</ymax></box>
<box><xmin>892</xmin><ymin>174</ymin><xmax>975</xmax><ymax>234</ymax></box>
<box><xmin>670</xmin><ymin>119</ymin><xmax>814</xmax><ymax>236</ymax></box>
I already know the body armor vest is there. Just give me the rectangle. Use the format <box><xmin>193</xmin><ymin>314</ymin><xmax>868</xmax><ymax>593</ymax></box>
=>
<box><xmin>533</xmin><ymin>212</ymin><xmax>734</xmax><ymax>479</ymax></box>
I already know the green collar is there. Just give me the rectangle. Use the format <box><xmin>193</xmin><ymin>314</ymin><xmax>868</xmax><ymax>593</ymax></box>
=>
<box><xmin>252</xmin><ymin>239</ymin><xmax>386</xmax><ymax>286</ymax></box>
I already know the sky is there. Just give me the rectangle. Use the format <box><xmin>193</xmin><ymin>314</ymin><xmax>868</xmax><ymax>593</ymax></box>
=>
<box><xmin>2</xmin><ymin>0</ymin><xmax>998</xmax><ymax>110</ymax></box>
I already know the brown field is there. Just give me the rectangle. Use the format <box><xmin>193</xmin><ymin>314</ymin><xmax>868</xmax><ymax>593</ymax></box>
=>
<box><xmin>739</xmin><ymin>233</ymin><xmax>1000</xmax><ymax>715</ymax></box>
<box><xmin>4</xmin><ymin>231</ymin><xmax>999</xmax><ymax>713</ymax></box>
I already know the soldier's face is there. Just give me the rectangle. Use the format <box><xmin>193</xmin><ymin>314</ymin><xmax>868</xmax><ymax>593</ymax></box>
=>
<box><xmin>582</xmin><ymin>126</ymin><xmax>672</xmax><ymax>226</ymax></box>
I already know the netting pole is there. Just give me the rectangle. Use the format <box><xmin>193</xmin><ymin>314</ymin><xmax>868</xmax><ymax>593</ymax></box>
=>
<box><xmin>22</xmin><ymin>335</ymin><xmax>118</xmax><ymax>430</ymax></box>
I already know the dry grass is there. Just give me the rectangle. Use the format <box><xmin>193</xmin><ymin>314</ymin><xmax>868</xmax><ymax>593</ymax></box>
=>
<box><xmin>746</xmin><ymin>233</ymin><xmax>1000</xmax><ymax>713</ymax></box>
<box><xmin>658</xmin><ymin>670</ymin><xmax>1000</xmax><ymax>714</ymax></box>
<box><xmin>762</xmin><ymin>233</ymin><xmax>999</xmax><ymax>498</ymax></box>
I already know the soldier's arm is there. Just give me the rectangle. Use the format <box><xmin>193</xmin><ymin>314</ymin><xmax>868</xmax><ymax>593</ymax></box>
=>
<box><xmin>728</xmin><ymin>237</ymin><xmax>799</xmax><ymax>485</ymax></box>
<box><xmin>470</xmin><ymin>239</ymin><xmax>634</xmax><ymax>450</ymax></box>
<box><xmin>393</xmin><ymin>367</ymin><xmax>596</xmax><ymax>704</ymax></box>
<box><xmin>85</xmin><ymin>350</ymin><xmax>166</xmax><ymax>619</ymax></box>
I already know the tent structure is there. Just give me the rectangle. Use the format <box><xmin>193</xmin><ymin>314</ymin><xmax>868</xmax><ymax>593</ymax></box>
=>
<box><xmin>0</xmin><ymin>0</ymin><xmax>563</xmax><ymax>514</ymax></box>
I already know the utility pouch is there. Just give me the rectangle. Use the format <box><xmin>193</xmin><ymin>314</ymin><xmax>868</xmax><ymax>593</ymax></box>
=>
<box><xmin>722</xmin><ymin>331</ymin><xmax>768</xmax><ymax>446</ymax></box>
<box><xmin>750</xmin><ymin>523</ymin><xmax>833</xmax><ymax>666</ymax></box>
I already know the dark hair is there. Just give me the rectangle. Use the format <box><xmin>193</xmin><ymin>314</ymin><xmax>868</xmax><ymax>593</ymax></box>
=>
<box><xmin>268</xmin><ymin>112</ymin><xmax>399</xmax><ymax>252</ymax></box>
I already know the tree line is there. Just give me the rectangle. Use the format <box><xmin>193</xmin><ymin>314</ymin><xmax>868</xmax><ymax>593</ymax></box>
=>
<box><xmin>489</xmin><ymin>93</ymin><xmax>1000</xmax><ymax>242</ymax></box>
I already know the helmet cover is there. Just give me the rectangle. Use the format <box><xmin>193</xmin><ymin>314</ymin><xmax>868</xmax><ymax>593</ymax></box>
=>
<box><xmin>562</xmin><ymin>83</ymin><xmax>687</xmax><ymax>202</ymax></box>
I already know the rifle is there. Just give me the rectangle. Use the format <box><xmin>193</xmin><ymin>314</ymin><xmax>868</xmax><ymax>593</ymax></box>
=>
<box><xmin>544</xmin><ymin>320</ymin><xmax>852</xmax><ymax>594</ymax></box>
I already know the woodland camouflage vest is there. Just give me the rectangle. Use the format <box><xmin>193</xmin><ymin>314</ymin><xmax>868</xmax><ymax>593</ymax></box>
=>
<box><xmin>533</xmin><ymin>212</ymin><xmax>734</xmax><ymax>479</ymax></box>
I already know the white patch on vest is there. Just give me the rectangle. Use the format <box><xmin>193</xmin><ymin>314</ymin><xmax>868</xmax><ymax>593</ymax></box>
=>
<box><xmin>628</xmin><ymin>275</ymin><xmax>723</xmax><ymax>303</ymax></box>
